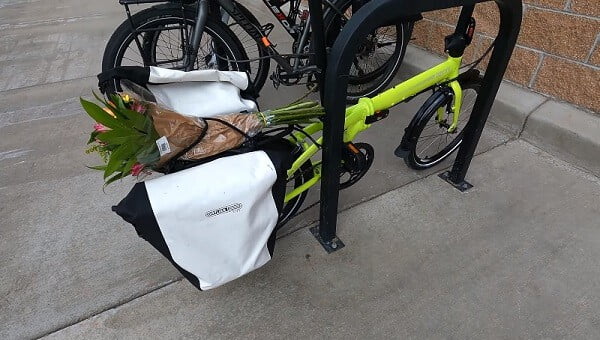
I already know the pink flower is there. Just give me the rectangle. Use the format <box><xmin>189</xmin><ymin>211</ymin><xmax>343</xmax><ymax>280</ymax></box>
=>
<box><xmin>131</xmin><ymin>163</ymin><xmax>145</xmax><ymax>176</ymax></box>
<box><xmin>131</xmin><ymin>102</ymin><xmax>146</xmax><ymax>114</ymax></box>
<box><xmin>93</xmin><ymin>123</ymin><xmax>110</xmax><ymax>133</ymax></box>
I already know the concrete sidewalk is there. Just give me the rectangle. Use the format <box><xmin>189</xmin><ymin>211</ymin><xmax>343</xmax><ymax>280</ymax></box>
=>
<box><xmin>43</xmin><ymin>140</ymin><xmax>600</xmax><ymax>339</ymax></box>
<box><xmin>1</xmin><ymin>0</ymin><xmax>600</xmax><ymax>339</ymax></box>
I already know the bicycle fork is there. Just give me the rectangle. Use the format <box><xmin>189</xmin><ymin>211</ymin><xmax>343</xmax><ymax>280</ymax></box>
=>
<box><xmin>184</xmin><ymin>0</ymin><xmax>209</xmax><ymax>71</ymax></box>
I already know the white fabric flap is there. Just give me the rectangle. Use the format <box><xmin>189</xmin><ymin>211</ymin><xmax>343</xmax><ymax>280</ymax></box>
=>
<box><xmin>145</xmin><ymin>151</ymin><xmax>278</xmax><ymax>290</ymax></box>
<box><xmin>149</xmin><ymin>67</ymin><xmax>249</xmax><ymax>90</ymax></box>
<box><xmin>148</xmin><ymin>82</ymin><xmax>257</xmax><ymax>117</ymax></box>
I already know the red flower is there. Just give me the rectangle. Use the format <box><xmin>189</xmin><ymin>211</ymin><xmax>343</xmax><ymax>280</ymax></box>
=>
<box><xmin>93</xmin><ymin>123</ymin><xmax>110</xmax><ymax>133</ymax></box>
<box><xmin>131</xmin><ymin>163</ymin><xmax>145</xmax><ymax>176</ymax></box>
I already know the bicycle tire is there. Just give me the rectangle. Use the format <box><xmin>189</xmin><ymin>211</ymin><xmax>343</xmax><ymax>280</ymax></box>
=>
<box><xmin>322</xmin><ymin>0</ymin><xmax>413</xmax><ymax>101</ymax></box>
<box><xmin>278</xmin><ymin>158</ymin><xmax>313</xmax><ymax>228</ymax></box>
<box><xmin>225</xmin><ymin>1</ymin><xmax>271</xmax><ymax>93</ymax></box>
<box><xmin>102</xmin><ymin>7</ymin><xmax>250</xmax><ymax>92</ymax></box>
<box><xmin>401</xmin><ymin>78</ymin><xmax>481</xmax><ymax>170</ymax></box>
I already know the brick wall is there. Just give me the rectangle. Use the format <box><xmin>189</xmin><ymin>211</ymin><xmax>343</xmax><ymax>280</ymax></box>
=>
<box><xmin>411</xmin><ymin>1</ymin><xmax>600</xmax><ymax>112</ymax></box>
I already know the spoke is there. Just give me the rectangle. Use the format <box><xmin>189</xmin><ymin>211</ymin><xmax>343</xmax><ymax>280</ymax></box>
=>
<box><xmin>436</xmin><ymin>133</ymin><xmax>444</xmax><ymax>154</ymax></box>
<box><xmin>353</xmin><ymin>57</ymin><xmax>366</xmax><ymax>76</ymax></box>
<box><xmin>422</xmin><ymin>123</ymin><xmax>443</xmax><ymax>132</ymax></box>
<box><xmin>377</xmin><ymin>41</ymin><xmax>397</xmax><ymax>48</ymax></box>
<box><xmin>122</xmin><ymin>56</ymin><xmax>142</xmax><ymax>65</ymax></box>
<box><xmin>419</xmin><ymin>137</ymin><xmax>440</xmax><ymax>156</ymax></box>
<box><xmin>419</xmin><ymin>132</ymin><xmax>450</xmax><ymax>139</ymax></box>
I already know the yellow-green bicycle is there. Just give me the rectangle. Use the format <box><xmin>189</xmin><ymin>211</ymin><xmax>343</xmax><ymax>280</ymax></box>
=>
<box><xmin>278</xmin><ymin>19</ymin><xmax>484</xmax><ymax>226</ymax></box>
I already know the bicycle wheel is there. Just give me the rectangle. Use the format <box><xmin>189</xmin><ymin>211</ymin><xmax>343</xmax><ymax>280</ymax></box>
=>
<box><xmin>224</xmin><ymin>2</ymin><xmax>271</xmax><ymax>92</ymax></box>
<box><xmin>323</xmin><ymin>0</ymin><xmax>412</xmax><ymax>100</ymax></box>
<box><xmin>401</xmin><ymin>78</ymin><xmax>481</xmax><ymax>170</ymax></box>
<box><xmin>278</xmin><ymin>158</ymin><xmax>313</xmax><ymax>228</ymax></box>
<box><xmin>102</xmin><ymin>7</ymin><xmax>249</xmax><ymax>92</ymax></box>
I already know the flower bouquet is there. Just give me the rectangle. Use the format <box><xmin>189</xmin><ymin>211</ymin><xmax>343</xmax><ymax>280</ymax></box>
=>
<box><xmin>83</xmin><ymin>92</ymin><xmax>324</xmax><ymax>185</ymax></box>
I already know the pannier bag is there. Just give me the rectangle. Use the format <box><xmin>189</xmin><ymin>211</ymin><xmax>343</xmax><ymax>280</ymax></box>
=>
<box><xmin>97</xmin><ymin>66</ymin><xmax>258</xmax><ymax>117</ymax></box>
<box><xmin>112</xmin><ymin>140</ymin><xmax>294</xmax><ymax>290</ymax></box>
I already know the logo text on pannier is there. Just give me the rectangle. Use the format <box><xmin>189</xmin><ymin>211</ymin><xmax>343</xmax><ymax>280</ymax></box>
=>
<box><xmin>205</xmin><ymin>203</ymin><xmax>243</xmax><ymax>218</ymax></box>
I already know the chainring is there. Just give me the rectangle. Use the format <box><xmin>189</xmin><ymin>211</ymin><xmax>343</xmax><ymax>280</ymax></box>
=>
<box><xmin>339</xmin><ymin>142</ymin><xmax>374</xmax><ymax>190</ymax></box>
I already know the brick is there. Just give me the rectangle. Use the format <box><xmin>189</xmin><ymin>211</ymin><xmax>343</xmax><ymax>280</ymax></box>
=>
<box><xmin>412</xmin><ymin>18</ymin><xmax>543</xmax><ymax>89</ymax></box>
<box><xmin>473</xmin><ymin>2</ymin><xmax>500</xmax><ymax>37</ymax></box>
<box><xmin>466</xmin><ymin>34</ymin><xmax>493</xmax><ymax>65</ymax></box>
<box><xmin>534</xmin><ymin>56</ymin><xmax>600</xmax><ymax>112</ymax></box>
<box><xmin>571</xmin><ymin>0</ymin><xmax>600</xmax><ymax>17</ymax></box>
<box><xmin>411</xmin><ymin>19</ymin><xmax>454</xmax><ymax>55</ymax></box>
<box><xmin>591</xmin><ymin>44</ymin><xmax>600</xmax><ymax>66</ymax></box>
<box><xmin>505</xmin><ymin>46</ymin><xmax>542</xmax><ymax>85</ymax></box>
<box><xmin>524</xmin><ymin>0</ymin><xmax>567</xmax><ymax>10</ymax></box>
<box><xmin>465</xmin><ymin>34</ymin><xmax>541</xmax><ymax>86</ymax></box>
<box><xmin>423</xmin><ymin>3</ymin><xmax>501</xmax><ymax>38</ymax></box>
<box><xmin>422</xmin><ymin>7</ymin><xmax>460</xmax><ymax>25</ymax></box>
<box><xmin>519</xmin><ymin>7</ymin><xmax>600</xmax><ymax>61</ymax></box>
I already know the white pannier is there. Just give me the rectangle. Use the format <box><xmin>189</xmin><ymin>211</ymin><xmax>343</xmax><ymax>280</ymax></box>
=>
<box><xmin>113</xmin><ymin>141</ymin><xmax>294</xmax><ymax>290</ymax></box>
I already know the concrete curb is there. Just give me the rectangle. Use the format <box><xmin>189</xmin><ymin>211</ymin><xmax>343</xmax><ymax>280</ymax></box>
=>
<box><xmin>522</xmin><ymin>101</ymin><xmax>600</xmax><ymax>176</ymax></box>
<box><xmin>402</xmin><ymin>45</ymin><xmax>600</xmax><ymax>177</ymax></box>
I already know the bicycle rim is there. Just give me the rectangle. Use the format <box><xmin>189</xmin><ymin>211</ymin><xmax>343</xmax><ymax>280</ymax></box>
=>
<box><xmin>112</xmin><ymin>17</ymin><xmax>242</xmax><ymax>71</ymax></box>
<box><xmin>414</xmin><ymin>86</ymin><xmax>478</xmax><ymax>167</ymax></box>
<box><xmin>323</xmin><ymin>0</ymin><xmax>407</xmax><ymax>99</ymax></box>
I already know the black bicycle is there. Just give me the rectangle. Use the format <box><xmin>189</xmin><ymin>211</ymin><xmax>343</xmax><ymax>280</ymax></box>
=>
<box><xmin>102</xmin><ymin>0</ymin><xmax>417</xmax><ymax>100</ymax></box>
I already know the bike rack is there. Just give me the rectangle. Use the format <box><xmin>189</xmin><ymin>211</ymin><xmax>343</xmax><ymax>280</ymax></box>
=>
<box><xmin>310</xmin><ymin>0</ymin><xmax>523</xmax><ymax>252</ymax></box>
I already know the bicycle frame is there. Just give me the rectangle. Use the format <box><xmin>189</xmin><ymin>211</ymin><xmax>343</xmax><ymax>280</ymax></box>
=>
<box><xmin>283</xmin><ymin>55</ymin><xmax>463</xmax><ymax>202</ymax></box>
<box><xmin>119</xmin><ymin>0</ymin><xmax>303</xmax><ymax>72</ymax></box>
<box><xmin>192</xmin><ymin>0</ymin><xmax>351</xmax><ymax>74</ymax></box>
<box><xmin>217</xmin><ymin>0</ymin><xmax>322</xmax><ymax>73</ymax></box>
<box><xmin>120</xmin><ymin>0</ymin><xmax>401</xmax><ymax>83</ymax></box>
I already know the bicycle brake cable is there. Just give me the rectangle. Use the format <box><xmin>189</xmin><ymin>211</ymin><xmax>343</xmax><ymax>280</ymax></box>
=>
<box><xmin>460</xmin><ymin>39</ymin><xmax>496</xmax><ymax>71</ymax></box>
<box><xmin>435</xmin><ymin>38</ymin><xmax>497</xmax><ymax>89</ymax></box>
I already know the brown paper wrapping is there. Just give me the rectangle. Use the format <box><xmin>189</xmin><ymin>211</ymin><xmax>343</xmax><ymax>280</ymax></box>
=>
<box><xmin>119</xmin><ymin>88</ymin><xmax>264</xmax><ymax>166</ymax></box>
<box><xmin>146</xmin><ymin>102</ymin><xmax>264</xmax><ymax>165</ymax></box>
<box><xmin>180</xmin><ymin>113</ymin><xmax>264</xmax><ymax>161</ymax></box>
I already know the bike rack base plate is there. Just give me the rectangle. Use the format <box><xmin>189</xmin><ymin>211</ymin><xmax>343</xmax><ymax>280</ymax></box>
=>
<box><xmin>310</xmin><ymin>226</ymin><xmax>346</xmax><ymax>253</ymax></box>
<box><xmin>439</xmin><ymin>170</ymin><xmax>473</xmax><ymax>192</ymax></box>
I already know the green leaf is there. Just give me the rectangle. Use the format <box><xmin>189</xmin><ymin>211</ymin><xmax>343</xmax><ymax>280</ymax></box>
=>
<box><xmin>95</xmin><ymin>129</ymin><xmax>143</xmax><ymax>145</ymax></box>
<box><xmin>92</xmin><ymin>91</ymin><xmax>111</xmax><ymax>109</ymax></box>
<box><xmin>110</xmin><ymin>93</ymin><xmax>127</xmax><ymax>111</ymax></box>
<box><xmin>104</xmin><ymin>142</ymin><xmax>142</xmax><ymax>179</ymax></box>
<box><xmin>86</xmin><ymin>165</ymin><xmax>107</xmax><ymax>171</ymax></box>
<box><xmin>104</xmin><ymin>172</ymin><xmax>125</xmax><ymax>187</ymax></box>
<box><xmin>122</xmin><ymin>157</ymin><xmax>138</xmax><ymax>176</ymax></box>
<box><xmin>89</xmin><ymin>93</ymin><xmax>151</xmax><ymax>130</ymax></box>
<box><xmin>136</xmin><ymin>143</ymin><xmax>160</xmax><ymax>165</ymax></box>
<box><xmin>104</xmin><ymin>93</ymin><xmax>150</xmax><ymax>131</ymax></box>
<box><xmin>143</xmin><ymin>118</ymin><xmax>155</xmax><ymax>137</ymax></box>
<box><xmin>119</xmin><ymin>107</ymin><xmax>149</xmax><ymax>131</ymax></box>
<box><xmin>99</xmin><ymin>134</ymin><xmax>146</xmax><ymax>146</ymax></box>
<box><xmin>80</xmin><ymin>98</ymin><xmax>133</xmax><ymax>132</ymax></box>
<box><xmin>87</xmin><ymin>130</ymin><xmax>100</xmax><ymax>144</ymax></box>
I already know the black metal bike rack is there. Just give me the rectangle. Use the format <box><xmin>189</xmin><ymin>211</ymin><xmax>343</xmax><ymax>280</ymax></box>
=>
<box><xmin>308</xmin><ymin>0</ymin><xmax>523</xmax><ymax>252</ymax></box>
